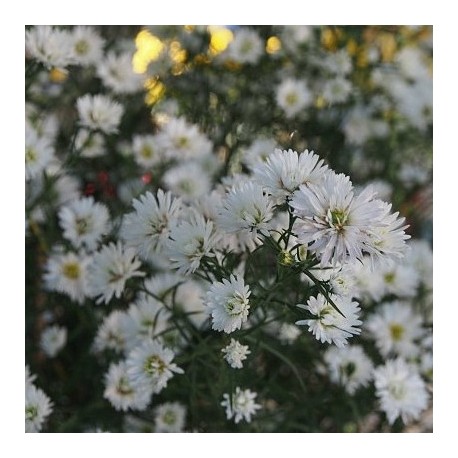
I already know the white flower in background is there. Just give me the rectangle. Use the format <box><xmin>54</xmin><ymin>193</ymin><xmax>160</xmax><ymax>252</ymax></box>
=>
<box><xmin>310</xmin><ymin>264</ymin><xmax>357</xmax><ymax>299</ymax></box>
<box><xmin>70</xmin><ymin>25</ymin><xmax>105</xmax><ymax>66</ymax></box>
<box><xmin>94</xmin><ymin>310</ymin><xmax>134</xmax><ymax>354</ymax></box>
<box><xmin>373</xmin><ymin>358</ymin><xmax>428</xmax><ymax>425</ymax></box>
<box><xmin>222</xmin><ymin>339</ymin><xmax>251</xmax><ymax>369</ymax></box>
<box><xmin>365</xmin><ymin>301</ymin><xmax>423</xmax><ymax>358</ymax></box>
<box><xmin>224</xmin><ymin>28</ymin><xmax>264</xmax><ymax>64</ymax></box>
<box><xmin>144</xmin><ymin>272</ymin><xmax>183</xmax><ymax>305</ymax></box>
<box><xmin>221</xmin><ymin>387</ymin><xmax>261</xmax><ymax>424</ymax></box>
<box><xmin>25</xmin><ymin>366</ymin><xmax>36</xmax><ymax>388</ymax></box>
<box><xmin>154</xmin><ymin>402</ymin><xmax>187</xmax><ymax>432</ymax></box>
<box><xmin>359</xmin><ymin>179</ymin><xmax>393</xmax><ymax>203</ymax></box>
<box><xmin>322</xmin><ymin>77</ymin><xmax>352</xmax><ymax>104</ymax></box>
<box><xmin>175</xmin><ymin>280</ymin><xmax>208</xmax><ymax>329</ymax></box>
<box><xmin>404</xmin><ymin>239</ymin><xmax>433</xmax><ymax>289</ymax></box>
<box><xmin>167</xmin><ymin>213</ymin><xmax>219</xmax><ymax>275</ymax></box>
<box><xmin>162</xmin><ymin>161</ymin><xmax>211</xmax><ymax>202</ymax></box>
<box><xmin>75</xmin><ymin>129</ymin><xmax>105</xmax><ymax>158</ymax></box>
<box><xmin>76</xmin><ymin>94</ymin><xmax>124</xmax><ymax>134</ymax></box>
<box><xmin>58</xmin><ymin>196</ymin><xmax>110</xmax><ymax>251</ymax></box>
<box><xmin>126</xmin><ymin>339</ymin><xmax>184</xmax><ymax>393</ymax></box>
<box><xmin>104</xmin><ymin>361</ymin><xmax>151</xmax><ymax>412</ymax></box>
<box><xmin>342</xmin><ymin>107</ymin><xmax>389</xmax><ymax>146</ymax></box>
<box><xmin>252</xmin><ymin>149</ymin><xmax>327</xmax><ymax>203</ymax></box>
<box><xmin>351</xmin><ymin>256</ymin><xmax>385</xmax><ymax>301</ymax></box>
<box><xmin>25</xmin><ymin>384</ymin><xmax>53</xmax><ymax>433</ymax></box>
<box><xmin>280</xmin><ymin>26</ymin><xmax>313</xmax><ymax>53</ymax></box>
<box><xmin>25</xmin><ymin>126</ymin><xmax>55</xmax><ymax>181</ymax></box>
<box><xmin>88</xmin><ymin>242</ymin><xmax>144</xmax><ymax>304</ymax></box>
<box><xmin>40</xmin><ymin>325</ymin><xmax>67</xmax><ymax>358</ymax></box>
<box><xmin>43</xmin><ymin>251</ymin><xmax>91</xmax><ymax>304</ymax></box>
<box><xmin>121</xmin><ymin>189</ymin><xmax>182</xmax><ymax>261</ymax></box>
<box><xmin>276</xmin><ymin>78</ymin><xmax>312</xmax><ymax>118</ymax></box>
<box><xmin>131</xmin><ymin>134</ymin><xmax>162</xmax><ymax>168</ymax></box>
<box><xmin>97</xmin><ymin>51</ymin><xmax>144</xmax><ymax>94</ymax></box>
<box><xmin>323</xmin><ymin>49</ymin><xmax>353</xmax><ymax>75</ymax></box>
<box><xmin>296</xmin><ymin>293</ymin><xmax>361</xmax><ymax>347</ymax></box>
<box><xmin>25</xmin><ymin>25</ymin><xmax>73</xmax><ymax>69</ymax></box>
<box><xmin>324</xmin><ymin>345</ymin><xmax>374</xmax><ymax>394</ymax></box>
<box><xmin>157</xmin><ymin>117</ymin><xmax>212</xmax><ymax>160</ymax></box>
<box><xmin>242</xmin><ymin>138</ymin><xmax>278</xmax><ymax>168</ymax></box>
<box><xmin>205</xmin><ymin>274</ymin><xmax>251</xmax><ymax>333</ymax></box>
<box><xmin>379</xmin><ymin>262</ymin><xmax>420</xmax><ymax>298</ymax></box>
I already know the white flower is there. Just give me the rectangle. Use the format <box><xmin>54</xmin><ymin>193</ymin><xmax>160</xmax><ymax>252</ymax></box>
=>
<box><xmin>40</xmin><ymin>325</ymin><xmax>67</xmax><ymax>358</ymax></box>
<box><xmin>175</xmin><ymin>280</ymin><xmax>208</xmax><ymax>329</ymax></box>
<box><xmin>58</xmin><ymin>196</ymin><xmax>110</xmax><ymax>251</ymax></box>
<box><xmin>25</xmin><ymin>366</ymin><xmax>36</xmax><ymax>388</ymax></box>
<box><xmin>252</xmin><ymin>149</ymin><xmax>327</xmax><ymax>203</ymax></box>
<box><xmin>224</xmin><ymin>29</ymin><xmax>263</xmax><ymax>64</ymax></box>
<box><xmin>242</xmin><ymin>138</ymin><xmax>278</xmax><ymax>167</ymax></box>
<box><xmin>322</xmin><ymin>77</ymin><xmax>352</xmax><ymax>104</ymax></box>
<box><xmin>104</xmin><ymin>361</ymin><xmax>151</xmax><ymax>412</ymax></box>
<box><xmin>167</xmin><ymin>213</ymin><xmax>219</xmax><ymax>275</ymax></box>
<box><xmin>154</xmin><ymin>402</ymin><xmax>187</xmax><ymax>432</ymax></box>
<box><xmin>76</xmin><ymin>94</ymin><xmax>124</xmax><ymax>134</ymax></box>
<box><xmin>75</xmin><ymin>129</ymin><xmax>105</xmax><ymax>158</ymax></box>
<box><xmin>88</xmin><ymin>242</ymin><xmax>144</xmax><ymax>304</ymax></box>
<box><xmin>379</xmin><ymin>262</ymin><xmax>420</xmax><ymax>298</ymax></box>
<box><xmin>373</xmin><ymin>358</ymin><xmax>429</xmax><ymax>425</ymax></box>
<box><xmin>25</xmin><ymin>384</ymin><xmax>53</xmax><ymax>433</ymax></box>
<box><xmin>221</xmin><ymin>387</ymin><xmax>261</xmax><ymax>424</ymax></box>
<box><xmin>43</xmin><ymin>251</ymin><xmax>91</xmax><ymax>304</ymax></box>
<box><xmin>126</xmin><ymin>339</ymin><xmax>184</xmax><ymax>393</ymax></box>
<box><xmin>365</xmin><ymin>301</ymin><xmax>423</xmax><ymax>358</ymax></box>
<box><xmin>205</xmin><ymin>275</ymin><xmax>251</xmax><ymax>333</ymax></box>
<box><xmin>323</xmin><ymin>345</ymin><xmax>374</xmax><ymax>394</ymax></box>
<box><xmin>310</xmin><ymin>263</ymin><xmax>357</xmax><ymax>299</ymax></box>
<box><xmin>70</xmin><ymin>25</ymin><xmax>105</xmax><ymax>66</ymax></box>
<box><xmin>276</xmin><ymin>78</ymin><xmax>312</xmax><ymax>118</ymax></box>
<box><xmin>97</xmin><ymin>51</ymin><xmax>144</xmax><ymax>94</ymax></box>
<box><xmin>121</xmin><ymin>189</ymin><xmax>183</xmax><ymax>261</ymax></box>
<box><xmin>323</xmin><ymin>49</ymin><xmax>352</xmax><ymax>75</ymax></box>
<box><xmin>131</xmin><ymin>134</ymin><xmax>162</xmax><ymax>168</ymax></box>
<box><xmin>296</xmin><ymin>293</ymin><xmax>361</xmax><ymax>347</ymax></box>
<box><xmin>25</xmin><ymin>126</ymin><xmax>54</xmax><ymax>181</ymax></box>
<box><xmin>144</xmin><ymin>272</ymin><xmax>183</xmax><ymax>304</ymax></box>
<box><xmin>93</xmin><ymin>310</ymin><xmax>134</xmax><ymax>354</ymax></box>
<box><xmin>222</xmin><ymin>339</ymin><xmax>251</xmax><ymax>369</ymax></box>
<box><xmin>25</xmin><ymin>25</ymin><xmax>73</xmax><ymax>69</ymax></box>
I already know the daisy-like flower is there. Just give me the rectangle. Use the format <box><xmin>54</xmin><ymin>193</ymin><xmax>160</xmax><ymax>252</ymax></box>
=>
<box><xmin>25</xmin><ymin>25</ymin><xmax>73</xmax><ymax>69</ymax></box>
<box><xmin>221</xmin><ymin>387</ymin><xmax>261</xmax><ymax>424</ymax></box>
<box><xmin>75</xmin><ymin>129</ymin><xmax>105</xmax><ymax>158</ymax></box>
<box><xmin>154</xmin><ymin>402</ymin><xmax>187</xmax><ymax>432</ymax></box>
<box><xmin>43</xmin><ymin>250</ymin><xmax>91</xmax><ymax>304</ymax></box>
<box><xmin>93</xmin><ymin>310</ymin><xmax>134</xmax><ymax>354</ymax></box>
<box><xmin>323</xmin><ymin>345</ymin><xmax>374</xmax><ymax>394</ymax></box>
<box><xmin>205</xmin><ymin>274</ymin><xmax>251</xmax><ymax>333</ymax></box>
<box><xmin>378</xmin><ymin>262</ymin><xmax>420</xmax><ymax>298</ymax></box>
<box><xmin>373</xmin><ymin>358</ymin><xmax>429</xmax><ymax>425</ymax></box>
<box><xmin>70</xmin><ymin>25</ymin><xmax>105</xmax><ymax>66</ymax></box>
<box><xmin>365</xmin><ymin>301</ymin><xmax>423</xmax><ymax>358</ymax></box>
<box><xmin>276</xmin><ymin>78</ymin><xmax>312</xmax><ymax>118</ymax></box>
<box><xmin>40</xmin><ymin>325</ymin><xmax>67</xmax><ymax>358</ymax></box>
<box><xmin>252</xmin><ymin>149</ymin><xmax>327</xmax><ymax>203</ymax></box>
<box><xmin>222</xmin><ymin>339</ymin><xmax>251</xmax><ymax>369</ymax></box>
<box><xmin>25</xmin><ymin>366</ymin><xmax>36</xmax><ymax>388</ymax></box>
<box><xmin>310</xmin><ymin>263</ymin><xmax>357</xmax><ymax>299</ymax></box>
<box><xmin>25</xmin><ymin>126</ymin><xmax>54</xmax><ymax>181</ymax></box>
<box><xmin>121</xmin><ymin>189</ymin><xmax>183</xmax><ymax>261</ymax></box>
<box><xmin>296</xmin><ymin>293</ymin><xmax>361</xmax><ymax>347</ymax></box>
<box><xmin>126</xmin><ymin>339</ymin><xmax>184</xmax><ymax>393</ymax></box>
<box><xmin>175</xmin><ymin>280</ymin><xmax>208</xmax><ymax>329</ymax></box>
<box><xmin>167</xmin><ymin>213</ymin><xmax>219</xmax><ymax>275</ymax></box>
<box><xmin>104</xmin><ymin>361</ymin><xmax>151</xmax><ymax>412</ymax></box>
<box><xmin>144</xmin><ymin>272</ymin><xmax>183</xmax><ymax>305</ymax></box>
<box><xmin>58</xmin><ymin>196</ymin><xmax>110</xmax><ymax>251</ymax></box>
<box><xmin>97</xmin><ymin>51</ymin><xmax>144</xmax><ymax>94</ymax></box>
<box><xmin>241</xmin><ymin>138</ymin><xmax>278</xmax><ymax>167</ymax></box>
<box><xmin>323</xmin><ymin>49</ymin><xmax>353</xmax><ymax>75</ymax></box>
<box><xmin>25</xmin><ymin>384</ymin><xmax>53</xmax><ymax>433</ymax></box>
<box><xmin>224</xmin><ymin>28</ymin><xmax>264</xmax><ymax>64</ymax></box>
<box><xmin>322</xmin><ymin>77</ymin><xmax>352</xmax><ymax>104</ymax></box>
<box><xmin>88</xmin><ymin>242</ymin><xmax>144</xmax><ymax>304</ymax></box>
<box><xmin>76</xmin><ymin>94</ymin><xmax>124</xmax><ymax>134</ymax></box>
<box><xmin>131</xmin><ymin>134</ymin><xmax>162</xmax><ymax>168</ymax></box>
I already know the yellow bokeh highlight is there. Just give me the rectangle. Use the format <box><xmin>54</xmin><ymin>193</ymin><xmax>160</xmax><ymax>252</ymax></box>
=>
<box><xmin>133</xmin><ymin>29</ymin><xmax>165</xmax><ymax>74</ymax></box>
<box><xmin>266</xmin><ymin>36</ymin><xmax>281</xmax><ymax>54</ymax></box>
<box><xmin>377</xmin><ymin>32</ymin><xmax>397</xmax><ymax>62</ymax></box>
<box><xmin>144</xmin><ymin>78</ymin><xmax>165</xmax><ymax>106</ymax></box>
<box><xmin>208</xmin><ymin>26</ymin><xmax>233</xmax><ymax>55</ymax></box>
<box><xmin>169</xmin><ymin>41</ymin><xmax>187</xmax><ymax>64</ymax></box>
<box><xmin>49</xmin><ymin>68</ymin><xmax>68</xmax><ymax>83</ymax></box>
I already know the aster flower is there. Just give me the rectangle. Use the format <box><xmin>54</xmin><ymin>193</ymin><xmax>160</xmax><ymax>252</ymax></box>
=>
<box><xmin>58</xmin><ymin>196</ymin><xmax>110</xmax><ymax>251</ymax></box>
<box><xmin>93</xmin><ymin>310</ymin><xmax>135</xmax><ymax>354</ymax></box>
<box><xmin>25</xmin><ymin>366</ymin><xmax>36</xmax><ymax>388</ymax></box>
<box><xmin>25</xmin><ymin>126</ymin><xmax>54</xmax><ymax>181</ymax></box>
<box><xmin>144</xmin><ymin>272</ymin><xmax>183</xmax><ymax>304</ymax></box>
<box><xmin>252</xmin><ymin>149</ymin><xmax>327</xmax><ymax>203</ymax></box>
<box><xmin>154</xmin><ymin>402</ymin><xmax>187</xmax><ymax>433</ymax></box>
<box><xmin>121</xmin><ymin>189</ymin><xmax>183</xmax><ymax>261</ymax></box>
<box><xmin>131</xmin><ymin>134</ymin><xmax>162</xmax><ymax>168</ymax></box>
<box><xmin>365</xmin><ymin>301</ymin><xmax>423</xmax><ymax>358</ymax></box>
<box><xmin>222</xmin><ymin>339</ymin><xmax>251</xmax><ymax>369</ymax></box>
<box><xmin>75</xmin><ymin>129</ymin><xmax>105</xmax><ymax>158</ymax></box>
<box><xmin>322</xmin><ymin>77</ymin><xmax>352</xmax><ymax>104</ymax></box>
<box><xmin>25</xmin><ymin>384</ymin><xmax>53</xmax><ymax>433</ymax></box>
<box><xmin>167</xmin><ymin>212</ymin><xmax>219</xmax><ymax>275</ymax></box>
<box><xmin>296</xmin><ymin>293</ymin><xmax>361</xmax><ymax>347</ymax></box>
<box><xmin>76</xmin><ymin>94</ymin><xmax>124</xmax><ymax>134</ymax></box>
<box><xmin>324</xmin><ymin>345</ymin><xmax>374</xmax><ymax>394</ymax></box>
<box><xmin>205</xmin><ymin>274</ymin><xmax>251</xmax><ymax>333</ymax></box>
<box><xmin>104</xmin><ymin>361</ymin><xmax>151</xmax><ymax>412</ymax></box>
<box><xmin>276</xmin><ymin>78</ymin><xmax>312</xmax><ymax>118</ymax></box>
<box><xmin>242</xmin><ymin>138</ymin><xmax>278</xmax><ymax>168</ymax></box>
<box><xmin>126</xmin><ymin>339</ymin><xmax>184</xmax><ymax>393</ymax></box>
<box><xmin>40</xmin><ymin>325</ymin><xmax>67</xmax><ymax>358</ymax></box>
<box><xmin>175</xmin><ymin>280</ymin><xmax>208</xmax><ymax>329</ymax></box>
<box><xmin>88</xmin><ymin>242</ymin><xmax>145</xmax><ymax>304</ymax></box>
<box><xmin>221</xmin><ymin>387</ymin><xmax>261</xmax><ymax>424</ymax></box>
<box><xmin>224</xmin><ymin>29</ymin><xmax>264</xmax><ymax>64</ymax></box>
<box><xmin>70</xmin><ymin>25</ymin><xmax>105</xmax><ymax>66</ymax></box>
<box><xmin>373</xmin><ymin>358</ymin><xmax>429</xmax><ymax>425</ymax></box>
